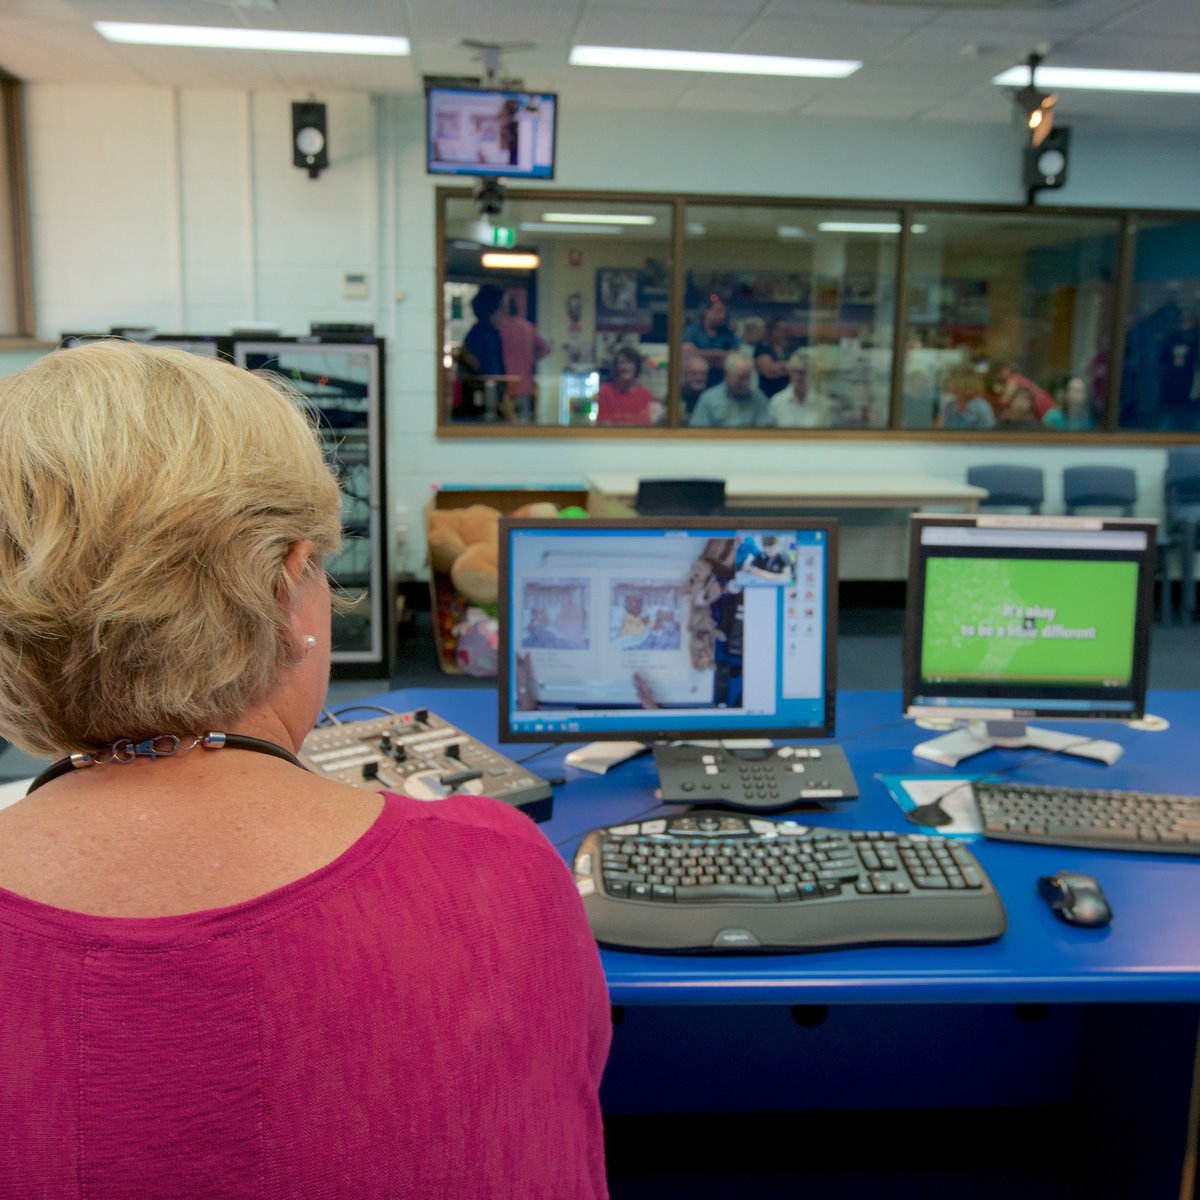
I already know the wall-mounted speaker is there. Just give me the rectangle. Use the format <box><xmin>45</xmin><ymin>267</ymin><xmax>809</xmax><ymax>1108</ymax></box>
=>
<box><xmin>1024</xmin><ymin>125</ymin><xmax>1070</xmax><ymax>193</ymax></box>
<box><xmin>292</xmin><ymin>101</ymin><xmax>328</xmax><ymax>179</ymax></box>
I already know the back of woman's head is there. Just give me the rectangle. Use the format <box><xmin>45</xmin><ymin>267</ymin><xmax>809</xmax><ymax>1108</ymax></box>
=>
<box><xmin>0</xmin><ymin>342</ymin><xmax>342</xmax><ymax>755</ymax></box>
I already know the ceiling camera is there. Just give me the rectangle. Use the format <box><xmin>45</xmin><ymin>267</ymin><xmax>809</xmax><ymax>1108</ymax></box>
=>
<box><xmin>473</xmin><ymin>178</ymin><xmax>506</xmax><ymax>217</ymax></box>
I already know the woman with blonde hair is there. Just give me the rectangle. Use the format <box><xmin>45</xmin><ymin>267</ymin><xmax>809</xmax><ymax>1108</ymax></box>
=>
<box><xmin>0</xmin><ymin>342</ymin><xmax>609</xmax><ymax>1198</ymax></box>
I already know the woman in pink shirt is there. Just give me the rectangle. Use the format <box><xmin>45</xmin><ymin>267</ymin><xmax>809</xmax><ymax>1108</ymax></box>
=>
<box><xmin>0</xmin><ymin>343</ymin><xmax>610</xmax><ymax>1199</ymax></box>
<box><xmin>596</xmin><ymin>345</ymin><xmax>660</xmax><ymax>425</ymax></box>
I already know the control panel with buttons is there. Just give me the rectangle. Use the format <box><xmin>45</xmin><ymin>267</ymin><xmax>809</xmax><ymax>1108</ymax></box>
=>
<box><xmin>299</xmin><ymin>708</ymin><xmax>553</xmax><ymax>822</ymax></box>
<box><xmin>652</xmin><ymin>742</ymin><xmax>860</xmax><ymax>811</ymax></box>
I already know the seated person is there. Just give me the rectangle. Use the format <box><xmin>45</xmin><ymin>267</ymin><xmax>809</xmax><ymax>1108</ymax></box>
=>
<box><xmin>596</xmin><ymin>345</ymin><xmax>660</xmax><ymax>425</ymax></box>
<box><xmin>768</xmin><ymin>351</ymin><xmax>832</xmax><ymax>428</ymax></box>
<box><xmin>682</xmin><ymin>295</ymin><xmax>739</xmax><ymax>391</ymax></box>
<box><xmin>680</xmin><ymin>353</ymin><xmax>710</xmax><ymax>420</ymax></box>
<box><xmin>996</xmin><ymin>384</ymin><xmax>1042</xmax><ymax>431</ymax></box>
<box><xmin>753</xmin><ymin>315</ymin><xmax>793</xmax><ymax>399</ymax></box>
<box><xmin>0</xmin><ymin>342</ymin><xmax>610</xmax><ymax>1199</ymax></box>
<box><xmin>690</xmin><ymin>352</ymin><xmax>772</xmax><ymax>428</ymax></box>
<box><xmin>1043</xmin><ymin>376</ymin><xmax>1095</xmax><ymax>431</ymax></box>
<box><xmin>984</xmin><ymin>357</ymin><xmax>1054</xmax><ymax>420</ymax></box>
<box><xmin>935</xmin><ymin>363</ymin><xmax>995</xmax><ymax>430</ymax></box>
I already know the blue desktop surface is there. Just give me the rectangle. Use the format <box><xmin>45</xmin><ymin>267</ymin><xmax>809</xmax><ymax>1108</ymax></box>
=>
<box><xmin>353</xmin><ymin>686</ymin><xmax>1200</xmax><ymax>1007</ymax></box>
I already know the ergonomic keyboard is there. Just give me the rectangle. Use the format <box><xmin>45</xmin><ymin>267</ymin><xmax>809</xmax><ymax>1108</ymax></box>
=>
<box><xmin>974</xmin><ymin>781</ymin><xmax>1200</xmax><ymax>855</ymax></box>
<box><xmin>572</xmin><ymin>811</ymin><xmax>1007</xmax><ymax>953</ymax></box>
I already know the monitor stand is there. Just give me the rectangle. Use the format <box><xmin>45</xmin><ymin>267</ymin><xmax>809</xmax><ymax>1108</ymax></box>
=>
<box><xmin>912</xmin><ymin>719</ymin><xmax>1123</xmax><ymax>768</ymax></box>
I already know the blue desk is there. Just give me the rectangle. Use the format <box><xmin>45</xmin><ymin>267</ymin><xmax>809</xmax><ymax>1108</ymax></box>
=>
<box><xmin>357</xmin><ymin>687</ymin><xmax>1200</xmax><ymax>1199</ymax></box>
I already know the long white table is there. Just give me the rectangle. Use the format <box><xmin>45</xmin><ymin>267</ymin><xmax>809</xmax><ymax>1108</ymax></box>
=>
<box><xmin>588</xmin><ymin>472</ymin><xmax>984</xmax><ymax>511</ymax></box>
<box><xmin>586</xmin><ymin>473</ymin><xmax>987</xmax><ymax>579</ymax></box>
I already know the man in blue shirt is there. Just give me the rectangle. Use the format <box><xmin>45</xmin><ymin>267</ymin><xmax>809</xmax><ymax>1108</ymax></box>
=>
<box><xmin>690</xmin><ymin>353</ymin><xmax>772</xmax><ymax>428</ymax></box>
<box><xmin>682</xmin><ymin>296</ymin><xmax>739</xmax><ymax>390</ymax></box>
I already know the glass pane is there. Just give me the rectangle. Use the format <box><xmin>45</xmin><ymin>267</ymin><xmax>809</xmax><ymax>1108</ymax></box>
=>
<box><xmin>681</xmin><ymin>204</ymin><xmax>897</xmax><ymax>430</ymax></box>
<box><xmin>441</xmin><ymin>195</ymin><xmax>673</xmax><ymax>428</ymax></box>
<box><xmin>1118</xmin><ymin>219</ymin><xmax>1200</xmax><ymax>432</ymax></box>
<box><xmin>902</xmin><ymin>211</ymin><xmax>1120</xmax><ymax>432</ymax></box>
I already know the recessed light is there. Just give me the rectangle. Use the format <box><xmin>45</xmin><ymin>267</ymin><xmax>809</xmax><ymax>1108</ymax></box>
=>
<box><xmin>540</xmin><ymin>213</ymin><xmax>656</xmax><ymax>225</ymax></box>
<box><xmin>817</xmin><ymin>222</ymin><xmax>927</xmax><ymax>234</ymax></box>
<box><xmin>482</xmin><ymin>252</ymin><xmax>540</xmax><ymax>270</ymax></box>
<box><xmin>778</xmin><ymin>226</ymin><xmax>807</xmax><ymax>238</ymax></box>
<box><xmin>568</xmin><ymin>45</ymin><xmax>860</xmax><ymax>79</ymax></box>
<box><xmin>519</xmin><ymin>222</ymin><xmax>622</xmax><ymax>235</ymax></box>
<box><xmin>992</xmin><ymin>65</ymin><xmax>1200</xmax><ymax>94</ymax></box>
<box><xmin>94</xmin><ymin>22</ymin><xmax>410</xmax><ymax>55</ymax></box>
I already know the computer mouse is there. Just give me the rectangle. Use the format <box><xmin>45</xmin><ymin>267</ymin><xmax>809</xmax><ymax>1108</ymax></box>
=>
<box><xmin>1038</xmin><ymin>871</ymin><xmax>1113</xmax><ymax>928</ymax></box>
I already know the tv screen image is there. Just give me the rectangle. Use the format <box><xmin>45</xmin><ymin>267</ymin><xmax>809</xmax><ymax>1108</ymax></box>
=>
<box><xmin>498</xmin><ymin>517</ymin><xmax>837</xmax><ymax>744</ymax></box>
<box><xmin>903</xmin><ymin>515</ymin><xmax>1157</xmax><ymax>766</ymax></box>
<box><xmin>426</xmin><ymin>86</ymin><xmax>557</xmax><ymax>179</ymax></box>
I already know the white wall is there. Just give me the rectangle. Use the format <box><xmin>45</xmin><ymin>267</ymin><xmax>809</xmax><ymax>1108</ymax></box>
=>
<box><xmin>21</xmin><ymin>84</ymin><xmax>1200</xmax><ymax>577</ymax></box>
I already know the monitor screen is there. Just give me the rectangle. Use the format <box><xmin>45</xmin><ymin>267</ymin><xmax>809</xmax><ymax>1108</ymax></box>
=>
<box><xmin>426</xmin><ymin>86</ymin><xmax>557</xmax><ymax>179</ymax></box>
<box><xmin>498</xmin><ymin>517</ymin><xmax>838</xmax><ymax>743</ymax></box>
<box><xmin>903</xmin><ymin>514</ymin><xmax>1156</xmax><ymax>724</ymax></box>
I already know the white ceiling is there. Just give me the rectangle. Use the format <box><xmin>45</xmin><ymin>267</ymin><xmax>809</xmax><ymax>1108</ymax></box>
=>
<box><xmin>0</xmin><ymin>0</ymin><xmax>1198</xmax><ymax>130</ymax></box>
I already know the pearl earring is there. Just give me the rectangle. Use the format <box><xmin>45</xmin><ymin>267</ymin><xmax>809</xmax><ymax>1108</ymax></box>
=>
<box><xmin>303</xmin><ymin>635</ymin><xmax>318</xmax><ymax>651</ymax></box>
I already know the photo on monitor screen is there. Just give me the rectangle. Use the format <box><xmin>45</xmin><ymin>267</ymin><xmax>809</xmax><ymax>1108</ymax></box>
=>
<box><xmin>499</xmin><ymin>517</ymin><xmax>838</xmax><ymax>743</ymax></box>
<box><xmin>426</xmin><ymin>86</ymin><xmax>557</xmax><ymax>179</ymax></box>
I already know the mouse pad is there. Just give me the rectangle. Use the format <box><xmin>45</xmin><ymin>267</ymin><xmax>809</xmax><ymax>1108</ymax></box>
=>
<box><xmin>879</xmin><ymin>774</ymin><xmax>983</xmax><ymax>837</ymax></box>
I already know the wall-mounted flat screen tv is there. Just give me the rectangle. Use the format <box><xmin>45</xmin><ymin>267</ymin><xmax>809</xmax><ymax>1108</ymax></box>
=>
<box><xmin>426</xmin><ymin>86</ymin><xmax>557</xmax><ymax>179</ymax></box>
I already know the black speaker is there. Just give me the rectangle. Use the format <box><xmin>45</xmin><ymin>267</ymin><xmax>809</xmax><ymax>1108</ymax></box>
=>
<box><xmin>1024</xmin><ymin>125</ymin><xmax>1070</xmax><ymax>192</ymax></box>
<box><xmin>291</xmin><ymin>101</ymin><xmax>328</xmax><ymax>178</ymax></box>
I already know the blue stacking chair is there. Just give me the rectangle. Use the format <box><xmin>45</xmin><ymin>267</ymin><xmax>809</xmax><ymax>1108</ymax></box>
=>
<box><xmin>1164</xmin><ymin>448</ymin><xmax>1200</xmax><ymax>622</ymax></box>
<box><xmin>966</xmin><ymin>465</ymin><xmax>1045</xmax><ymax>514</ymax></box>
<box><xmin>1063</xmin><ymin>465</ymin><xmax>1172</xmax><ymax>622</ymax></box>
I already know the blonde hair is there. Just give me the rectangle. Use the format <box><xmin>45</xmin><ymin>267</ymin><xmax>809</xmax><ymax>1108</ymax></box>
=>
<box><xmin>0</xmin><ymin>341</ymin><xmax>342</xmax><ymax>755</ymax></box>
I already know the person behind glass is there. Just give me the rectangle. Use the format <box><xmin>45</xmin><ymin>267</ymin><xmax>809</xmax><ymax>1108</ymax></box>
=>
<box><xmin>456</xmin><ymin>282</ymin><xmax>509</xmax><ymax>420</ymax></box>
<box><xmin>984</xmin><ymin>357</ymin><xmax>1054</xmax><ymax>421</ymax></box>
<box><xmin>768</xmin><ymin>350</ymin><xmax>832</xmax><ymax>428</ymax></box>
<box><xmin>1044</xmin><ymin>375</ymin><xmax>1095</xmax><ymax>431</ymax></box>
<box><xmin>753</xmin><ymin>315</ymin><xmax>793</xmax><ymax>399</ymax></box>
<box><xmin>935</xmin><ymin>363</ymin><xmax>995</xmax><ymax>430</ymax></box>
<box><xmin>499</xmin><ymin>289</ymin><xmax>550</xmax><ymax>424</ymax></box>
<box><xmin>0</xmin><ymin>343</ymin><xmax>610</xmax><ymax>1199</ymax></box>
<box><xmin>996</xmin><ymin>384</ymin><xmax>1042</xmax><ymax>431</ymax></box>
<box><xmin>597</xmin><ymin>345</ymin><xmax>660</xmax><ymax>426</ymax></box>
<box><xmin>682</xmin><ymin>294</ymin><xmax>739</xmax><ymax>390</ymax></box>
<box><xmin>680</xmin><ymin>352</ymin><xmax>710</xmax><ymax>420</ymax></box>
<box><xmin>690</xmin><ymin>351</ymin><xmax>771</xmax><ymax>428</ymax></box>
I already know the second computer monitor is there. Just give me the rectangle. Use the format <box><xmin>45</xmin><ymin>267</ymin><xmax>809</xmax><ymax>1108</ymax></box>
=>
<box><xmin>498</xmin><ymin>517</ymin><xmax>838</xmax><ymax>743</ymax></box>
<box><xmin>903</xmin><ymin>514</ymin><xmax>1157</xmax><ymax>765</ymax></box>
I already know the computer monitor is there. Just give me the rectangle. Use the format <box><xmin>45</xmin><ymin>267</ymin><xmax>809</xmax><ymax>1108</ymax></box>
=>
<box><xmin>426</xmin><ymin>86</ymin><xmax>557</xmax><ymax>179</ymax></box>
<box><xmin>498</xmin><ymin>516</ymin><xmax>837</xmax><ymax>743</ymax></box>
<box><xmin>903</xmin><ymin>514</ymin><xmax>1157</xmax><ymax>767</ymax></box>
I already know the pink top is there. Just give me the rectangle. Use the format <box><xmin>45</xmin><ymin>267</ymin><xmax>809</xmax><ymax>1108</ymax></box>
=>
<box><xmin>596</xmin><ymin>382</ymin><xmax>655</xmax><ymax>425</ymax></box>
<box><xmin>499</xmin><ymin>316</ymin><xmax>550</xmax><ymax>396</ymax></box>
<box><xmin>0</xmin><ymin>792</ymin><xmax>611</xmax><ymax>1199</ymax></box>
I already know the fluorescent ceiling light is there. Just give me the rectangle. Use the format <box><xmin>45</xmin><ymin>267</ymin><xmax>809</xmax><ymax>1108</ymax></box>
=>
<box><xmin>482</xmin><ymin>252</ymin><xmax>540</xmax><ymax>270</ymax></box>
<box><xmin>569</xmin><ymin>44</ymin><xmax>860</xmax><ymax>79</ymax></box>
<box><xmin>992</xmin><ymin>65</ymin><xmax>1200</xmax><ymax>94</ymax></box>
<box><xmin>778</xmin><ymin>226</ymin><xmax>807</xmax><ymax>238</ymax></box>
<box><xmin>540</xmin><ymin>212</ymin><xmax>656</xmax><ymax>225</ymax></box>
<box><xmin>818</xmin><ymin>222</ymin><xmax>927</xmax><ymax>234</ymax></box>
<box><xmin>687</xmin><ymin>223</ymin><xmax>706</xmax><ymax>236</ymax></box>
<box><xmin>94</xmin><ymin>22</ymin><xmax>410</xmax><ymax>55</ymax></box>
<box><xmin>520</xmin><ymin>222</ymin><xmax>622</xmax><ymax>235</ymax></box>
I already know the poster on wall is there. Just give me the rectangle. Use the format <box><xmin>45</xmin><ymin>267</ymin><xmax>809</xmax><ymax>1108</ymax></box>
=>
<box><xmin>595</xmin><ymin>268</ymin><xmax>653</xmax><ymax>334</ymax></box>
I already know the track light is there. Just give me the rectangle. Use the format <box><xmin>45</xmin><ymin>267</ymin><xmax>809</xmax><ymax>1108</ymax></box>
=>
<box><xmin>1012</xmin><ymin>51</ymin><xmax>1057</xmax><ymax>147</ymax></box>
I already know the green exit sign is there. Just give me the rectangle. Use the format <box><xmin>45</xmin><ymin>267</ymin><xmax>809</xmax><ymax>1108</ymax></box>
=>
<box><xmin>487</xmin><ymin>226</ymin><xmax>516</xmax><ymax>248</ymax></box>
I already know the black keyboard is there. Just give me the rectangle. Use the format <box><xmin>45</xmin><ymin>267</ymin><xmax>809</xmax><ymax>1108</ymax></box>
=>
<box><xmin>975</xmin><ymin>781</ymin><xmax>1200</xmax><ymax>855</ymax></box>
<box><xmin>572</xmin><ymin>811</ymin><xmax>1007</xmax><ymax>953</ymax></box>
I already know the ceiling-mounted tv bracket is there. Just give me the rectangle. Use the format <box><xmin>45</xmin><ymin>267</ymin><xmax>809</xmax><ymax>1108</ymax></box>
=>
<box><xmin>461</xmin><ymin>39</ymin><xmax>533</xmax><ymax>88</ymax></box>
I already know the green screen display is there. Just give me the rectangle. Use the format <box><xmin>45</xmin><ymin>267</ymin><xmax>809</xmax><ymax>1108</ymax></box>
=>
<box><xmin>921</xmin><ymin>557</ymin><xmax>1138</xmax><ymax>686</ymax></box>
